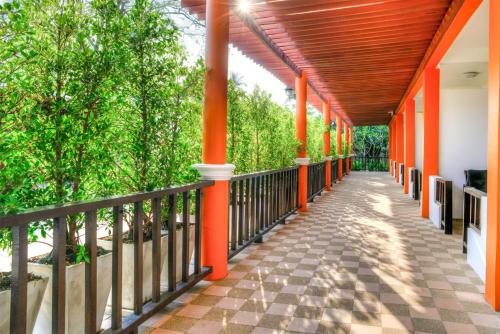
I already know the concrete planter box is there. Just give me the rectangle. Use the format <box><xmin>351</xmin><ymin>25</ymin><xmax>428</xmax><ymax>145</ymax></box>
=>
<box><xmin>97</xmin><ymin>225</ymin><xmax>194</xmax><ymax>310</ymax></box>
<box><xmin>28</xmin><ymin>252</ymin><xmax>112</xmax><ymax>334</ymax></box>
<box><xmin>0</xmin><ymin>276</ymin><xmax>48</xmax><ymax>334</ymax></box>
<box><xmin>161</xmin><ymin>225</ymin><xmax>195</xmax><ymax>285</ymax></box>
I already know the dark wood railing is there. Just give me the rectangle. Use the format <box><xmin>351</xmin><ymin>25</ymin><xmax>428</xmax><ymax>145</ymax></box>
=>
<box><xmin>229</xmin><ymin>167</ymin><xmax>299</xmax><ymax>258</ymax></box>
<box><xmin>342</xmin><ymin>158</ymin><xmax>347</xmax><ymax>176</ymax></box>
<box><xmin>353</xmin><ymin>156</ymin><xmax>389</xmax><ymax>171</ymax></box>
<box><xmin>0</xmin><ymin>181</ymin><xmax>213</xmax><ymax>334</ymax></box>
<box><xmin>435</xmin><ymin>177</ymin><xmax>453</xmax><ymax>234</ymax></box>
<box><xmin>331</xmin><ymin>159</ymin><xmax>338</xmax><ymax>186</ymax></box>
<box><xmin>307</xmin><ymin>161</ymin><xmax>326</xmax><ymax>202</ymax></box>
<box><xmin>463</xmin><ymin>186</ymin><xmax>486</xmax><ymax>253</ymax></box>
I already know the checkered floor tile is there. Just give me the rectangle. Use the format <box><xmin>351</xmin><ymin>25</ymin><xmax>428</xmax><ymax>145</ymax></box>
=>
<box><xmin>142</xmin><ymin>172</ymin><xmax>500</xmax><ymax>334</ymax></box>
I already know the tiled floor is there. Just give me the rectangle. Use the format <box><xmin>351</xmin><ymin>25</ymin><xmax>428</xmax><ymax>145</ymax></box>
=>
<box><xmin>143</xmin><ymin>172</ymin><xmax>500</xmax><ymax>334</ymax></box>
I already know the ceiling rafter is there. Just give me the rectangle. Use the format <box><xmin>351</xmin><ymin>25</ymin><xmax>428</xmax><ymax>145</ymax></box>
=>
<box><xmin>181</xmin><ymin>0</ymin><xmax>453</xmax><ymax>125</ymax></box>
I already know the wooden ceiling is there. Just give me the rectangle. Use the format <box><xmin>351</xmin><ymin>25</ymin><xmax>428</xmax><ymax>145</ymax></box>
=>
<box><xmin>181</xmin><ymin>0</ymin><xmax>453</xmax><ymax>125</ymax></box>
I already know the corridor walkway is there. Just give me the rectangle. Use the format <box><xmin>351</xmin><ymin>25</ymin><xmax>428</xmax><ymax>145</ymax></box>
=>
<box><xmin>146</xmin><ymin>172</ymin><xmax>499</xmax><ymax>334</ymax></box>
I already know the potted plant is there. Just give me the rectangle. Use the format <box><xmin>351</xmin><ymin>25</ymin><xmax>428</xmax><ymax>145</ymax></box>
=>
<box><xmin>0</xmin><ymin>272</ymin><xmax>48</xmax><ymax>334</ymax></box>
<box><xmin>28</xmin><ymin>241</ymin><xmax>112</xmax><ymax>334</ymax></box>
<box><xmin>98</xmin><ymin>212</ymin><xmax>195</xmax><ymax>309</ymax></box>
<box><xmin>95</xmin><ymin>0</ymin><xmax>200</xmax><ymax>310</ymax></box>
<box><xmin>0</xmin><ymin>0</ymin><xmax>126</xmax><ymax>331</ymax></box>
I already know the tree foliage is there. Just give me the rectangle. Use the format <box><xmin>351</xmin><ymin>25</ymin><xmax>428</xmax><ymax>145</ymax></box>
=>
<box><xmin>352</xmin><ymin>125</ymin><xmax>388</xmax><ymax>157</ymax></box>
<box><xmin>0</xmin><ymin>0</ymin><xmax>330</xmax><ymax>253</ymax></box>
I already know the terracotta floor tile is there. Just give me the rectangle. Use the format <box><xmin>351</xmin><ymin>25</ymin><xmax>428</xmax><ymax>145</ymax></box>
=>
<box><xmin>155</xmin><ymin>173</ymin><xmax>499</xmax><ymax>334</ymax></box>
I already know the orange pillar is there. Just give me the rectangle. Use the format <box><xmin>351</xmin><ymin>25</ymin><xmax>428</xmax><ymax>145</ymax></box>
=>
<box><xmin>392</xmin><ymin>121</ymin><xmax>396</xmax><ymax>176</ymax></box>
<box><xmin>295</xmin><ymin>72</ymin><xmax>309</xmax><ymax>212</ymax></box>
<box><xmin>336</xmin><ymin>115</ymin><xmax>343</xmax><ymax>180</ymax></box>
<box><xmin>404</xmin><ymin>98</ymin><xmax>415</xmax><ymax>194</ymax></box>
<box><xmin>389</xmin><ymin>123</ymin><xmax>392</xmax><ymax>175</ymax></box>
<box><xmin>193</xmin><ymin>0</ymin><xmax>233</xmax><ymax>280</ymax></box>
<box><xmin>486</xmin><ymin>0</ymin><xmax>500</xmax><ymax>311</ymax></box>
<box><xmin>350</xmin><ymin>126</ymin><xmax>354</xmax><ymax>171</ymax></box>
<box><xmin>396</xmin><ymin>112</ymin><xmax>404</xmax><ymax>184</ymax></box>
<box><xmin>393</xmin><ymin>118</ymin><xmax>398</xmax><ymax>179</ymax></box>
<box><xmin>421</xmin><ymin>67</ymin><xmax>440</xmax><ymax>218</ymax></box>
<box><xmin>351</xmin><ymin>126</ymin><xmax>354</xmax><ymax>153</ymax></box>
<box><xmin>344</xmin><ymin>122</ymin><xmax>349</xmax><ymax>175</ymax></box>
<box><xmin>323</xmin><ymin>101</ymin><xmax>332</xmax><ymax>191</ymax></box>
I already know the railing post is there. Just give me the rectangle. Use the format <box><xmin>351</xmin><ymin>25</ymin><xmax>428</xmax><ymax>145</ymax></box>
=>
<box><xmin>192</xmin><ymin>0</ymin><xmax>233</xmax><ymax>281</ymax></box>
<box><xmin>295</xmin><ymin>71</ymin><xmax>309</xmax><ymax>212</ymax></box>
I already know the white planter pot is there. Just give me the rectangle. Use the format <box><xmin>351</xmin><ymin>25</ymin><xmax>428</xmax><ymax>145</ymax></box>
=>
<box><xmin>0</xmin><ymin>277</ymin><xmax>48</xmax><ymax>334</ymax></box>
<box><xmin>97</xmin><ymin>234</ymin><xmax>168</xmax><ymax>310</ymax></box>
<box><xmin>160</xmin><ymin>225</ymin><xmax>195</xmax><ymax>286</ymax></box>
<box><xmin>98</xmin><ymin>225</ymin><xmax>195</xmax><ymax>310</ymax></box>
<box><xmin>28</xmin><ymin>253</ymin><xmax>112</xmax><ymax>334</ymax></box>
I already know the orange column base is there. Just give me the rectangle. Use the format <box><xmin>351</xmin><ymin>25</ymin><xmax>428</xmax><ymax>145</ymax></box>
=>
<box><xmin>338</xmin><ymin>158</ymin><xmax>343</xmax><ymax>181</ymax></box>
<box><xmin>325</xmin><ymin>160</ymin><xmax>331</xmax><ymax>191</ymax></box>
<box><xmin>200</xmin><ymin>180</ymin><xmax>229</xmax><ymax>280</ymax></box>
<box><xmin>298</xmin><ymin>164</ymin><xmax>308</xmax><ymax>212</ymax></box>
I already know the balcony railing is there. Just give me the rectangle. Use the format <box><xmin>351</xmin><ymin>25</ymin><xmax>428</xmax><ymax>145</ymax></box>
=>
<box><xmin>435</xmin><ymin>177</ymin><xmax>453</xmax><ymax>234</ymax></box>
<box><xmin>0</xmin><ymin>160</ymin><xmax>342</xmax><ymax>333</ymax></box>
<box><xmin>307</xmin><ymin>162</ymin><xmax>327</xmax><ymax>202</ymax></box>
<box><xmin>0</xmin><ymin>181</ymin><xmax>213</xmax><ymax>334</ymax></box>
<box><xmin>463</xmin><ymin>186</ymin><xmax>486</xmax><ymax>253</ymax></box>
<box><xmin>352</xmin><ymin>156</ymin><xmax>389</xmax><ymax>171</ymax></box>
<box><xmin>228</xmin><ymin>167</ymin><xmax>299</xmax><ymax>258</ymax></box>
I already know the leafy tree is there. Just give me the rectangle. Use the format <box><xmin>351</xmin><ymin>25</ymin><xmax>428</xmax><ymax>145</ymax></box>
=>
<box><xmin>306</xmin><ymin>112</ymin><xmax>325</xmax><ymax>162</ymax></box>
<box><xmin>227</xmin><ymin>75</ymin><xmax>252</xmax><ymax>173</ymax></box>
<box><xmin>1</xmin><ymin>0</ymin><xmax>126</xmax><ymax>255</ymax></box>
<box><xmin>353</xmin><ymin>126</ymin><xmax>388</xmax><ymax>157</ymax></box>
<box><xmin>0</xmin><ymin>0</ymin><xmax>333</xmax><ymax>255</ymax></box>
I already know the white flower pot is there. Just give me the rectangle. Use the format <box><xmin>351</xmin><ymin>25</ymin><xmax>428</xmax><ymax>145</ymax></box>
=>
<box><xmin>97</xmin><ymin>234</ymin><xmax>168</xmax><ymax>310</ymax></box>
<box><xmin>160</xmin><ymin>225</ymin><xmax>195</xmax><ymax>285</ymax></box>
<box><xmin>28</xmin><ymin>253</ymin><xmax>112</xmax><ymax>334</ymax></box>
<box><xmin>0</xmin><ymin>276</ymin><xmax>48</xmax><ymax>334</ymax></box>
<box><xmin>97</xmin><ymin>224</ymin><xmax>195</xmax><ymax>310</ymax></box>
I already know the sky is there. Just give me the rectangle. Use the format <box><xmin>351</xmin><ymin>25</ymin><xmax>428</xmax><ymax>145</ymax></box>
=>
<box><xmin>174</xmin><ymin>12</ymin><xmax>290</xmax><ymax>106</ymax></box>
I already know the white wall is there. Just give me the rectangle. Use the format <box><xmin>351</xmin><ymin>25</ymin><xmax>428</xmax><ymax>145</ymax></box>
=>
<box><xmin>439</xmin><ymin>87</ymin><xmax>488</xmax><ymax>219</ymax></box>
<box><xmin>429</xmin><ymin>176</ymin><xmax>442</xmax><ymax>229</ymax></box>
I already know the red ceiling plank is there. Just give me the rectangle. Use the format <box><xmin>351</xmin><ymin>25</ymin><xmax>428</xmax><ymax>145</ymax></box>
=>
<box><xmin>182</xmin><ymin>0</ymin><xmax>453</xmax><ymax>125</ymax></box>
